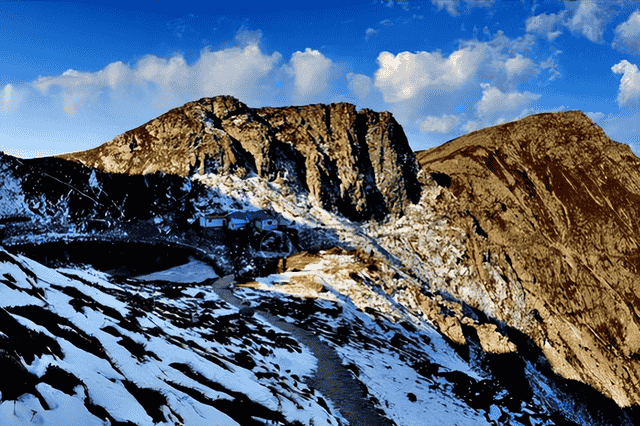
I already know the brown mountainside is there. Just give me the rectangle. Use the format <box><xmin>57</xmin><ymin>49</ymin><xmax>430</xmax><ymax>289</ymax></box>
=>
<box><xmin>58</xmin><ymin>96</ymin><xmax>421</xmax><ymax>221</ymax></box>
<box><xmin>417</xmin><ymin>110</ymin><xmax>640</xmax><ymax>406</ymax></box>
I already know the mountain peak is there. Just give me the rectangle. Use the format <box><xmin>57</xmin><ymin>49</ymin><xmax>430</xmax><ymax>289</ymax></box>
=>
<box><xmin>58</xmin><ymin>97</ymin><xmax>421</xmax><ymax>221</ymax></box>
<box><xmin>418</xmin><ymin>110</ymin><xmax>640</xmax><ymax>407</ymax></box>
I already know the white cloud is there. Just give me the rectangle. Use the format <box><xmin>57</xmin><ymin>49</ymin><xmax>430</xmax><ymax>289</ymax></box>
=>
<box><xmin>365</xmin><ymin>28</ymin><xmax>379</xmax><ymax>40</ymax></box>
<box><xmin>462</xmin><ymin>120</ymin><xmax>480</xmax><ymax>133</ymax></box>
<box><xmin>373</xmin><ymin>31</ymin><xmax>542</xmax><ymax>107</ymax></box>
<box><xmin>31</xmin><ymin>42</ymin><xmax>283</xmax><ymax>116</ymax></box>
<box><xmin>288</xmin><ymin>48</ymin><xmax>333</xmax><ymax>98</ymax></box>
<box><xmin>193</xmin><ymin>43</ymin><xmax>281</xmax><ymax>100</ymax></box>
<box><xmin>475</xmin><ymin>83</ymin><xmax>541</xmax><ymax>117</ymax></box>
<box><xmin>527</xmin><ymin>2</ymin><xmax>619</xmax><ymax>44</ymax></box>
<box><xmin>613</xmin><ymin>10</ymin><xmax>640</xmax><ymax>54</ymax></box>
<box><xmin>540</xmin><ymin>49</ymin><xmax>562</xmax><ymax>81</ymax></box>
<box><xmin>525</xmin><ymin>11</ymin><xmax>566</xmax><ymax>40</ymax></box>
<box><xmin>586</xmin><ymin>111</ymin><xmax>605</xmax><ymax>121</ymax></box>
<box><xmin>1</xmin><ymin>84</ymin><xmax>25</xmax><ymax>114</ymax></box>
<box><xmin>384</xmin><ymin>0</ymin><xmax>409</xmax><ymax>11</ymax></box>
<box><xmin>234</xmin><ymin>26</ymin><xmax>263</xmax><ymax>46</ymax></box>
<box><xmin>34</xmin><ymin>62</ymin><xmax>132</xmax><ymax>94</ymax></box>
<box><xmin>564</xmin><ymin>0</ymin><xmax>606</xmax><ymax>43</ymax></box>
<box><xmin>429</xmin><ymin>0</ymin><xmax>494</xmax><ymax>17</ymax></box>
<box><xmin>612</xmin><ymin>60</ymin><xmax>640</xmax><ymax>108</ymax></box>
<box><xmin>346</xmin><ymin>73</ymin><xmax>372</xmax><ymax>99</ymax></box>
<box><xmin>374</xmin><ymin>45</ymin><xmax>489</xmax><ymax>103</ymax></box>
<box><xmin>504</xmin><ymin>54</ymin><xmax>535</xmax><ymax>80</ymax></box>
<box><xmin>431</xmin><ymin>0</ymin><xmax>459</xmax><ymax>16</ymax></box>
<box><xmin>417</xmin><ymin>114</ymin><xmax>461</xmax><ymax>133</ymax></box>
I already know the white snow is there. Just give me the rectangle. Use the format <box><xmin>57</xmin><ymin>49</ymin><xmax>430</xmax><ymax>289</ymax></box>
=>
<box><xmin>0</xmin><ymin>248</ymin><xmax>347</xmax><ymax>426</ymax></box>
<box><xmin>135</xmin><ymin>259</ymin><xmax>218</xmax><ymax>283</ymax></box>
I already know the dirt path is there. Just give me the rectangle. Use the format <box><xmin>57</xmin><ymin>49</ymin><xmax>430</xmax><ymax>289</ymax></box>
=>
<box><xmin>210</xmin><ymin>275</ymin><xmax>394</xmax><ymax>426</ymax></box>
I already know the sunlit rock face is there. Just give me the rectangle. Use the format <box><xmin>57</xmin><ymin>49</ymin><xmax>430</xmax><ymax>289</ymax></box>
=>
<box><xmin>417</xmin><ymin>110</ymin><xmax>640</xmax><ymax>407</ymax></box>
<box><xmin>58</xmin><ymin>96</ymin><xmax>421</xmax><ymax>221</ymax></box>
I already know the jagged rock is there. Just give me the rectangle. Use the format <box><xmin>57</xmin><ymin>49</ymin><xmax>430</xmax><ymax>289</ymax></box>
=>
<box><xmin>471</xmin><ymin>323</ymin><xmax>517</xmax><ymax>354</ymax></box>
<box><xmin>59</xmin><ymin>96</ymin><xmax>421</xmax><ymax>221</ymax></box>
<box><xmin>414</xmin><ymin>290</ymin><xmax>467</xmax><ymax>345</ymax></box>
<box><xmin>417</xmin><ymin>110</ymin><xmax>640</xmax><ymax>407</ymax></box>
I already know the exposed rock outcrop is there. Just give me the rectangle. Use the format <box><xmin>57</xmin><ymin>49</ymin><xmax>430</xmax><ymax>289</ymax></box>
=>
<box><xmin>417</xmin><ymin>111</ymin><xmax>640</xmax><ymax>407</ymax></box>
<box><xmin>58</xmin><ymin>96</ymin><xmax>421</xmax><ymax>221</ymax></box>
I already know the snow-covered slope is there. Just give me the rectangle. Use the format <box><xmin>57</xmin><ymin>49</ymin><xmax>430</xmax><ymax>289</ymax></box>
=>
<box><xmin>187</xmin><ymin>167</ymin><xmax>637</xmax><ymax>425</ymax></box>
<box><xmin>0</xmin><ymin>239</ymin><xmax>567</xmax><ymax>426</ymax></box>
<box><xmin>0</xmin><ymin>248</ymin><xmax>346</xmax><ymax>425</ymax></box>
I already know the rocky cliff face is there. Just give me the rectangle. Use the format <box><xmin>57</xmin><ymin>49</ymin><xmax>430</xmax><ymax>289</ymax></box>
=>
<box><xmin>58</xmin><ymin>96</ymin><xmax>421</xmax><ymax>221</ymax></box>
<box><xmin>417</xmin><ymin>111</ymin><xmax>640</xmax><ymax>407</ymax></box>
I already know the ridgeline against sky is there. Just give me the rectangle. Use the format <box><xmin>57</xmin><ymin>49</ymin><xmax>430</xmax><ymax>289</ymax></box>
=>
<box><xmin>2</xmin><ymin>0</ymin><xmax>640</xmax><ymax>157</ymax></box>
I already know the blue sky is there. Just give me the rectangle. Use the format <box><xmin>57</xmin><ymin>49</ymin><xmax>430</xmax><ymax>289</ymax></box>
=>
<box><xmin>3</xmin><ymin>0</ymin><xmax>640</xmax><ymax>157</ymax></box>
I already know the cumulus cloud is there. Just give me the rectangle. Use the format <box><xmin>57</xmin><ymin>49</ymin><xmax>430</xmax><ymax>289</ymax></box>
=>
<box><xmin>32</xmin><ymin>42</ymin><xmax>283</xmax><ymax>116</ymax></box>
<box><xmin>431</xmin><ymin>0</ymin><xmax>459</xmax><ymax>16</ymax></box>
<box><xmin>346</xmin><ymin>73</ymin><xmax>372</xmax><ymax>99</ymax></box>
<box><xmin>613</xmin><ymin>10</ymin><xmax>640</xmax><ymax>54</ymax></box>
<box><xmin>527</xmin><ymin>1</ymin><xmax>619</xmax><ymax>44</ymax></box>
<box><xmin>1</xmin><ymin>84</ymin><xmax>25</xmax><ymax>114</ymax></box>
<box><xmin>612</xmin><ymin>60</ymin><xmax>640</xmax><ymax>108</ymax></box>
<box><xmin>234</xmin><ymin>26</ymin><xmax>263</xmax><ymax>46</ymax></box>
<box><xmin>475</xmin><ymin>83</ymin><xmax>541</xmax><ymax>118</ymax></box>
<box><xmin>373</xmin><ymin>31</ymin><xmax>541</xmax><ymax>107</ymax></box>
<box><xmin>504</xmin><ymin>54</ymin><xmax>535</xmax><ymax>80</ymax></box>
<box><xmin>288</xmin><ymin>48</ymin><xmax>333</xmax><ymax>98</ymax></box>
<box><xmin>564</xmin><ymin>0</ymin><xmax>607</xmax><ymax>43</ymax></box>
<box><xmin>194</xmin><ymin>43</ymin><xmax>281</xmax><ymax>100</ymax></box>
<box><xmin>374</xmin><ymin>45</ymin><xmax>489</xmax><ymax>103</ymax></box>
<box><xmin>525</xmin><ymin>11</ymin><xmax>566</xmax><ymax>40</ymax></box>
<box><xmin>417</xmin><ymin>114</ymin><xmax>461</xmax><ymax>133</ymax></box>
<box><xmin>34</xmin><ymin>61</ymin><xmax>133</xmax><ymax>94</ymax></box>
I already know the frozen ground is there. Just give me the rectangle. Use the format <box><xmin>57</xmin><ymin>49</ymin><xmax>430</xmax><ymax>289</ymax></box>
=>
<box><xmin>0</xmin><ymin>168</ymin><xmax>604</xmax><ymax>425</ymax></box>
<box><xmin>0</xmin><ymin>247</ymin><xmax>561</xmax><ymax>425</ymax></box>
<box><xmin>0</xmin><ymin>248</ymin><xmax>343</xmax><ymax>425</ymax></box>
<box><xmin>135</xmin><ymin>259</ymin><xmax>218</xmax><ymax>283</ymax></box>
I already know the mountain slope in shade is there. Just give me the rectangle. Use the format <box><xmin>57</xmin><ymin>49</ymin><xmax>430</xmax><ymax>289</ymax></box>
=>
<box><xmin>57</xmin><ymin>96</ymin><xmax>421</xmax><ymax>221</ymax></box>
<box><xmin>416</xmin><ymin>111</ymin><xmax>640</xmax><ymax>407</ymax></box>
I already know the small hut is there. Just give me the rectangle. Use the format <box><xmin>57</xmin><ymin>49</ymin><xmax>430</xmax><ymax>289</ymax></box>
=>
<box><xmin>198</xmin><ymin>214</ymin><xmax>228</xmax><ymax>229</ymax></box>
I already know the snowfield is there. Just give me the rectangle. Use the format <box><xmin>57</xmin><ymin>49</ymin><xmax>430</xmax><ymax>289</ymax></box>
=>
<box><xmin>0</xmin><ymin>248</ymin><xmax>343</xmax><ymax>425</ymax></box>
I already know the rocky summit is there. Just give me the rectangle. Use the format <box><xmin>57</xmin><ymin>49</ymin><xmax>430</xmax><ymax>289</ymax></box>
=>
<box><xmin>3</xmin><ymin>100</ymin><xmax>640</xmax><ymax>425</ymax></box>
<box><xmin>58</xmin><ymin>96</ymin><xmax>421</xmax><ymax>221</ymax></box>
<box><xmin>417</xmin><ymin>111</ymin><xmax>640</xmax><ymax>407</ymax></box>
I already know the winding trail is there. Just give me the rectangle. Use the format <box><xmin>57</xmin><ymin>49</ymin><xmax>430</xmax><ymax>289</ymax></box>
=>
<box><xmin>210</xmin><ymin>274</ymin><xmax>394</xmax><ymax>426</ymax></box>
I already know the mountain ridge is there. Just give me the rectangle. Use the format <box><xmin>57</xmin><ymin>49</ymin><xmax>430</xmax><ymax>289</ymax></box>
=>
<box><xmin>55</xmin><ymin>102</ymin><xmax>640</xmax><ymax>407</ymax></box>
<box><xmin>417</xmin><ymin>109</ymin><xmax>640</xmax><ymax>407</ymax></box>
<box><xmin>1</xmin><ymin>99</ymin><xmax>640</xmax><ymax>424</ymax></box>
<box><xmin>58</xmin><ymin>96</ymin><xmax>421</xmax><ymax>222</ymax></box>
